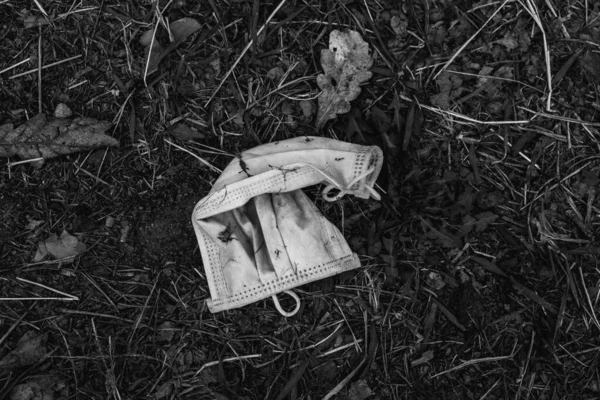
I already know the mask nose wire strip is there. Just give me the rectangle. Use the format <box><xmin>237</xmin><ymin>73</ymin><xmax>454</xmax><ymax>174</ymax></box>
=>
<box><xmin>271</xmin><ymin>290</ymin><xmax>301</xmax><ymax>317</ymax></box>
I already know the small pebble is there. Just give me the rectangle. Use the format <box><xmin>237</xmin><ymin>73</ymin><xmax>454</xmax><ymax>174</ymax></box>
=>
<box><xmin>54</xmin><ymin>103</ymin><xmax>72</xmax><ymax>118</ymax></box>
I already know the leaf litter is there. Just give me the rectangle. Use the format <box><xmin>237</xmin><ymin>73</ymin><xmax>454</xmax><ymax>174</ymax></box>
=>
<box><xmin>0</xmin><ymin>331</ymin><xmax>47</xmax><ymax>370</ymax></box>
<box><xmin>9</xmin><ymin>374</ymin><xmax>65</xmax><ymax>400</ymax></box>
<box><xmin>430</xmin><ymin>69</ymin><xmax>465</xmax><ymax>109</ymax></box>
<box><xmin>0</xmin><ymin>114</ymin><xmax>118</xmax><ymax>164</ymax></box>
<box><xmin>140</xmin><ymin>17</ymin><xmax>202</xmax><ymax>76</ymax></box>
<box><xmin>169</xmin><ymin>122</ymin><xmax>205</xmax><ymax>141</ymax></box>
<box><xmin>33</xmin><ymin>230</ymin><xmax>86</xmax><ymax>263</ymax></box>
<box><xmin>2</xmin><ymin>0</ymin><xmax>600</xmax><ymax>399</ymax></box>
<box><xmin>316</xmin><ymin>30</ymin><xmax>373</xmax><ymax>129</ymax></box>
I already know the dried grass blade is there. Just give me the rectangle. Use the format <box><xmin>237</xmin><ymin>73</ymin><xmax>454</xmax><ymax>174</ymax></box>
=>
<box><xmin>16</xmin><ymin>277</ymin><xmax>79</xmax><ymax>300</ymax></box>
<box><xmin>204</xmin><ymin>0</ymin><xmax>287</xmax><ymax>107</ymax></box>
<box><xmin>551</xmin><ymin>49</ymin><xmax>583</xmax><ymax>86</ymax></box>
<box><xmin>432</xmin><ymin>352</ymin><xmax>515</xmax><ymax>378</ymax></box>
<box><xmin>522</xmin><ymin>0</ymin><xmax>553</xmax><ymax>110</ymax></box>
<box><xmin>274</xmin><ymin>355</ymin><xmax>311</xmax><ymax>400</ymax></box>
<box><xmin>275</xmin><ymin>327</ymin><xmax>339</xmax><ymax>399</ymax></box>
<box><xmin>553</xmin><ymin>288</ymin><xmax>569</xmax><ymax>344</ymax></box>
<box><xmin>578</xmin><ymin>267</ymin><xmax>600</xmax><ymax>329</ymax></box>
<box><xmin>510</xmin><ymin>277</ymin><xmax>558</xmax><ymax>314</ymax></box>
<box><xmin>433</xmin><ymin>0</ymin><xmax>511</xmax><ymax>80</ymax></box>
<box><xmin>471</xmin><ymin>256</ymin><xmax>508</xmax><ymax>278</ymax></box>
<box><xmin>430</xmin><ymin>297</ymin><xmax>466</xmax><ymax>332</ymax></box>
<box><xmin>164</xmin><ymin>139</ymin><xmax>222</xmax><ymax>173</ymax></box>
<box><xmin>9</xmin><ymin>55</ymin><xmax>82</xmax><ymax>80</ymax></box>
<box><xmin>402</xmin><ymin>100</ymin><xmax>418</xmax><ymax>151</ymax></box>
<box><xmin>322</xmin><ymin>359</ymin><xmax>366</xmax><ymax>400</ymax></box>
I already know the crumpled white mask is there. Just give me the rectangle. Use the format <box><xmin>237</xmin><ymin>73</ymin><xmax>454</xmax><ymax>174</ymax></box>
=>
<box><xmin>192</xmin><ymin>136</ymin><xmax>383</xmax><ymax>316</ymax></box>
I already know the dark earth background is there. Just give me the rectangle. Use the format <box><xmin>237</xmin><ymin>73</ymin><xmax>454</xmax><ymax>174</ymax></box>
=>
<box><xmin>1</xmin><ymin>0</ymin><xmax>600</xmax><ymax>399</ymax></box>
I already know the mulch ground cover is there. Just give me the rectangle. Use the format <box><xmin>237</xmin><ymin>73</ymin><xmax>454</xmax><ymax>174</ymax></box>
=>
<box><xmin>1</xmin><ymin>0</ymin><xmax>600</xmax><ymax>399</ymax></box>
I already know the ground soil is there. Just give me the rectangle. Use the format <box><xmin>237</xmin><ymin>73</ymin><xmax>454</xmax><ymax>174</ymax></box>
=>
<box><xmin>1</xmin><ymin>1</ymin><xmax>600</xmax><ymax>399</ymax></box>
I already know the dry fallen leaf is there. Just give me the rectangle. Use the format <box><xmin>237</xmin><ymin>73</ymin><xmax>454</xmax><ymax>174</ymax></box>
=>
<box><xmin>299</xmin><ymin>100</ymin><xmax>314</xmax><ymax>118</ymax></box>
<box><xmin>140</xmin><ymin>18</ymin><xmax>202</xmax><ymax>75</ymax></box>
<box><xmin>421</xmin><ymin>218</ymin><xmax>462</xmax><ymax>248</ymax></box>
<box><xmin>33</xmin><ymin>230</ymin><xmax>87</xmax><ymax>263</ymax></box>
<box><xmin>390</xmin><ymin>14</ymin><xmax>409</xmax><ymax>37</ymax></box>
<box><xmin>458</xmin><ymin>214</ymin><xmax>478</xmax><ymax>237</ymax></box>
<box><xmin>25</xmin><ymin>218</ymin><xmax>44</xmax><ymax>231</ymax></box>
<box><xmin>496</xmin><ymin>35</ymin><xmax>519</xmax><ymax>50</ymax></box>
<box><xmin>154</xmin><ymin>381</ymin><xmax>174</xmax><ymax>400</ymax></box>
<box><xmin>23</xmin><ymin>14</ymin><xmax>50</xmax><ymax>29</ymax></box>
<box><xmin>169</xmin><ymin>123</ymin><xmax>205</xmax><ymax>140</ymax></box>
<box><xmin>0</xmin><ymin>331</ymin><xmax>47</xmax><ymax>370</ymax></box>
<box><xmin>156</xmin><ymin>321</ymin><xmax>175</xmax><ymax>342</ymax></box>
<box><xmin>411</xmin><ymin>349</ymin><xmax>435</xmax><ymax>367</ymax></box>
<box><xmin>347</xmin><ymin>379</ymin><xmax>373</xmax><ymax>400</ymax></box>
<box><xmin>267</xmin><ymin>66</ymin><xmax>285</xmax><ymax>81</ymax></box>
<box><xmin>474</xmin><ymin>211</ymin><xmax>498</xmax><ymax>232</ymax></box>
<box><xmin>0</xmin><ymin>113</ymin><xmax>118</xmax><ymax>164</ymax></box>
<box><xmin>209</xmin><ymin>57</ymin><xmax>221</xmax><ymax>76</ymax></box>
<box><xmin>430</xmin><ymin>71</ymin><xmax>464</xmax><ymax>109</ymax></box>
<box><xmin>10</xmin><ymin>374</ymin><xmax>64</xmax><ymax>400</ymax></box>
<box><xmin>316</xmin><ymin>30</ymin><xmax>373</xmax><ymax>130</ymax></box>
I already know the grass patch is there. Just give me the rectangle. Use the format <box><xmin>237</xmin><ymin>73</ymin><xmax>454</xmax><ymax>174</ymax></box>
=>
<box><xmin>1</xmin><ymin>0</ymin><xmax>600</xmax><ymax>398</ymax></box>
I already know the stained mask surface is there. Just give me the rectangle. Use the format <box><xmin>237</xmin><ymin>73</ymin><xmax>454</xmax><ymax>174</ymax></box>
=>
<box><xmin>192</xmin><ymin>136</ymin><xmax>383</xmax><ymax>313</ymax></box>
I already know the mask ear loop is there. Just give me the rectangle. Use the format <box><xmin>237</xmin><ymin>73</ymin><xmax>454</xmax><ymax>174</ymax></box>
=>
<box><xmin>271</xmin><ymin>290</ymin><xmax>301</xmax><ymax>317</ymax></box>
<box><xmin>293</xmin><ymin>163</ymin><xmax>379</xmax><ymax>201</ymax></box>
<box><xmin>320</xmin><ymin>166</ymin><xmax>380</xmax><ymax>202</ymax></box>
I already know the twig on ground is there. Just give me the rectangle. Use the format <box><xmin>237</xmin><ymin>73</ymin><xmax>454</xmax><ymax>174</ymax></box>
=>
<box><xmin>421</xmin><ymin>104</ymin><xmax>530</xmax><ymax>125</ymax></box>
<box><xmin>32</xmin><ymin>0</ymin><xmax>48</xmax><ymax>16</ymax></box>
<box><xmin>432</xmin><ymin>349</ymin><xmax>517</xmax><ymax>378</ymax></box>
<box><xmin>16</xmin><ymin>277</ymin><xmax>79</xmax><ymax>300</ymax></box>
<box><xmin>37</xmin><ymin>27</ymin><xmax>42</xmax><ymax>114</ymax></box>
<box><xmin>0</xmin><ymin>309</ymin><xmax>30</xmax><ymax>347</ymax></box>
<box><xmin>520</xmin><ymin>106</ymin><xmax>600</xmax><ymax>126</ymax></box>
<box><xmin>0</xmin><ymin>58</ymin><xmax>30</xmax><ymax>75</ymax></box>
<box><xmin>164</xmin><ymin>139</ymin><xmax>222</xmax><ymax>173</ymax></box>
<box><xmin>8</xmin><ymin>55</ymin><xmax>82</xmax><ymax>79</ymax></box>
<box><xmin>194</xmin><ymin>354</ymin><xmax>261</xmax><ymax>377</ymax></box>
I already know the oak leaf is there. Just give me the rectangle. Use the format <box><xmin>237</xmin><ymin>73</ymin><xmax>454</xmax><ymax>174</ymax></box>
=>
<box><xmin>316</xmin><ymin>30</ymin><xmax>373</xmax><ymax>129</ymax></box>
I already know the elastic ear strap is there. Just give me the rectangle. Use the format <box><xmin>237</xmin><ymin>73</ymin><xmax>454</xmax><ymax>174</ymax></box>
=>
<box><xmin>321</xmin><ymin>166</ymin><xmax>379</xmax><ymax>202</ymax></box>
<box><xmin>271</xmin><ymin>290</ymin><xmax>301</xmax><ymax>317</ymax></box>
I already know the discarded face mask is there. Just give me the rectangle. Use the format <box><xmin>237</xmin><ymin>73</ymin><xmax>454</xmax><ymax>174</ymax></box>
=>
<box><xmin>192</xmin><ymin>136</ymin><xmax>383</xmax><ymax>316</ymax></box>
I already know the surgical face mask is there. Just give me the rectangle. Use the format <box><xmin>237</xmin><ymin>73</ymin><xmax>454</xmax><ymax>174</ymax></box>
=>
<box><xmin>191</xmin><ymin>136</ymin><xmax>383</xmax><ymax>316</ymax></box>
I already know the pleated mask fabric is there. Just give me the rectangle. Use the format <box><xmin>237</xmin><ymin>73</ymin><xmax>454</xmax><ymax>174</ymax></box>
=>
<box><xmin>191</xmin><ymin>136</ymin><xmax>383</xmax><ymax>315</ymax></box>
